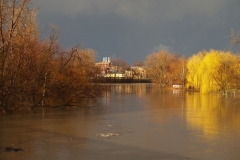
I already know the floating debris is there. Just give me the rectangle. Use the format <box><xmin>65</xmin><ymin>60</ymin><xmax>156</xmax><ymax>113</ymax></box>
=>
<box><xmin>96</xmin><ymin>132</ymin><xmax>120</xmax><ymax>138</ymax></box>
<box><xmin>4</xmin><ymin>147</ymin><xmax>24</xmax><ymax>152</ymax></box>
<box><xmin>124</xmin><ymin>130</ymin><xmax>132</xmax><ymax>133</ymax></box>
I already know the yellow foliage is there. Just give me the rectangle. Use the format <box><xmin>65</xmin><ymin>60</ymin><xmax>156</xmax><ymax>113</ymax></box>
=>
<box><xmin>187</xmin><ymin>49</ymin><xmax>240</xmax><ymax>94</ymax></box>
<box><xmin>199</xmin><ymin>50</ymin><xmax>221</xmax><ymax>93</ymax></box>
<box><xmin>186</xmin><ymin>51</ymin><xmax>205</xmax><ymax>90</ymax></box>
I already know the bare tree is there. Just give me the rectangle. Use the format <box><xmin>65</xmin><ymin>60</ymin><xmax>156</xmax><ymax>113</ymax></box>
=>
<box><xmin>0</xmin><ymin>0</ymin><xmax>38</xmax><ymax>112</ymax></box>
<box><xmin>144</xmin><ymin>50</ymin><xmax>179</xmax><ymax>87</ymax></box>
<box><xmin>111</xmin><ymin>58</ymin><xmax>129</xmax><ymax>73</ymax></box>
<box><xmin>134</xmin><ymin>61</ymin><xmax>144</xmax><ymax>67</ymax></box>
<box><xmin>229</xmin><ymin>29</ymin><xmax>240</xmax><ymax>52</ymax></box>
<box><xmin>0</xmin><ymin>1</ymin><xmax>108</xmax><ymax>113</ymax></box>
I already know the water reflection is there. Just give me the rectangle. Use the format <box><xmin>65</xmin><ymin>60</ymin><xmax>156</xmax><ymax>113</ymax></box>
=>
<box><xmin>144</xmin><ymin>86</ymin><xmax>240</xmax><ymax>140</ymax></box>
<box><xmin>106</xmin><ymin>84</ymin><xmax>240</xmax><ymax>141</ymax></box>
<box><xmin>1</xmin><ymin>84</ymin><xmax>240</xmax><ymax>160</ymax></box>
<box><xmin>101</xmin><ymin>84</ymin><xmax>148</xmax><ymax>113</ymax></box>
<box><xmin>185</xmin><ymin>92</ymin><xmax>240</xmax><ymax>140</ymax></box>
<box><xmin>143</xmin><ymin>85</ymin><xmax>240</xmax><ymax>159</ymax></box>
<box><xmin>109</xmin><ymin>83</ymin><xmax>147</xmax><ymax>95</ymax></box>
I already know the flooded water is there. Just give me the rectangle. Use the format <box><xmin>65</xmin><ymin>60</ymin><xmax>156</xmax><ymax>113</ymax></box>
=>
<box><xmin>0</xmin><ymin>84</ymin><xmax>240</xmax><ymax>160</ymax></box>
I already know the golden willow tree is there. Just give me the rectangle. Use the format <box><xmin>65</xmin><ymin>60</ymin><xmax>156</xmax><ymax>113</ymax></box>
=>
<box><xmin>186</xmin><ymin>49</ymin><xmax>240</xmax><ymax>94</ymax></box>
<box><xmin>186</xmin><ymin>51</ymin><xmax>205</xmax><ymax>90</ymax></box>
<box><xmin>144</xmin><ymin>50</ymin><xmax>186</xmax><ymax>87</ymax></box>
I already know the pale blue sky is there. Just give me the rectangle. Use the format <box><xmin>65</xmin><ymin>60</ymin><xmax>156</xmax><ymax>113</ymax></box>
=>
<box><xmin>33</xmin><ymin>0</ymin><xmax>240</xmax><ymax>64</ymax></box>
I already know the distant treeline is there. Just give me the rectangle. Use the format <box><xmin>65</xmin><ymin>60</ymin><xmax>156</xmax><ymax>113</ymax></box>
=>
<box><xmin>144</xmin><ymin>49</ymin><xmax>240</xmax><ymax>94</ymax></box>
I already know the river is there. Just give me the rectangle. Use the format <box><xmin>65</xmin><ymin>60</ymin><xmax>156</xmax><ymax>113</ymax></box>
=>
<box><xmin>0</xmin><ymin>83</ymin><xmax>240</xmax><ymax>160</ymax></box>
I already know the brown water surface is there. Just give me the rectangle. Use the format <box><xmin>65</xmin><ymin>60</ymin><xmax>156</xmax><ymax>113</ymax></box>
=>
<box><xmin>0</xmin><ymin>84</ymin><xmax>240</xmax><ymax>160</ymax></box>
